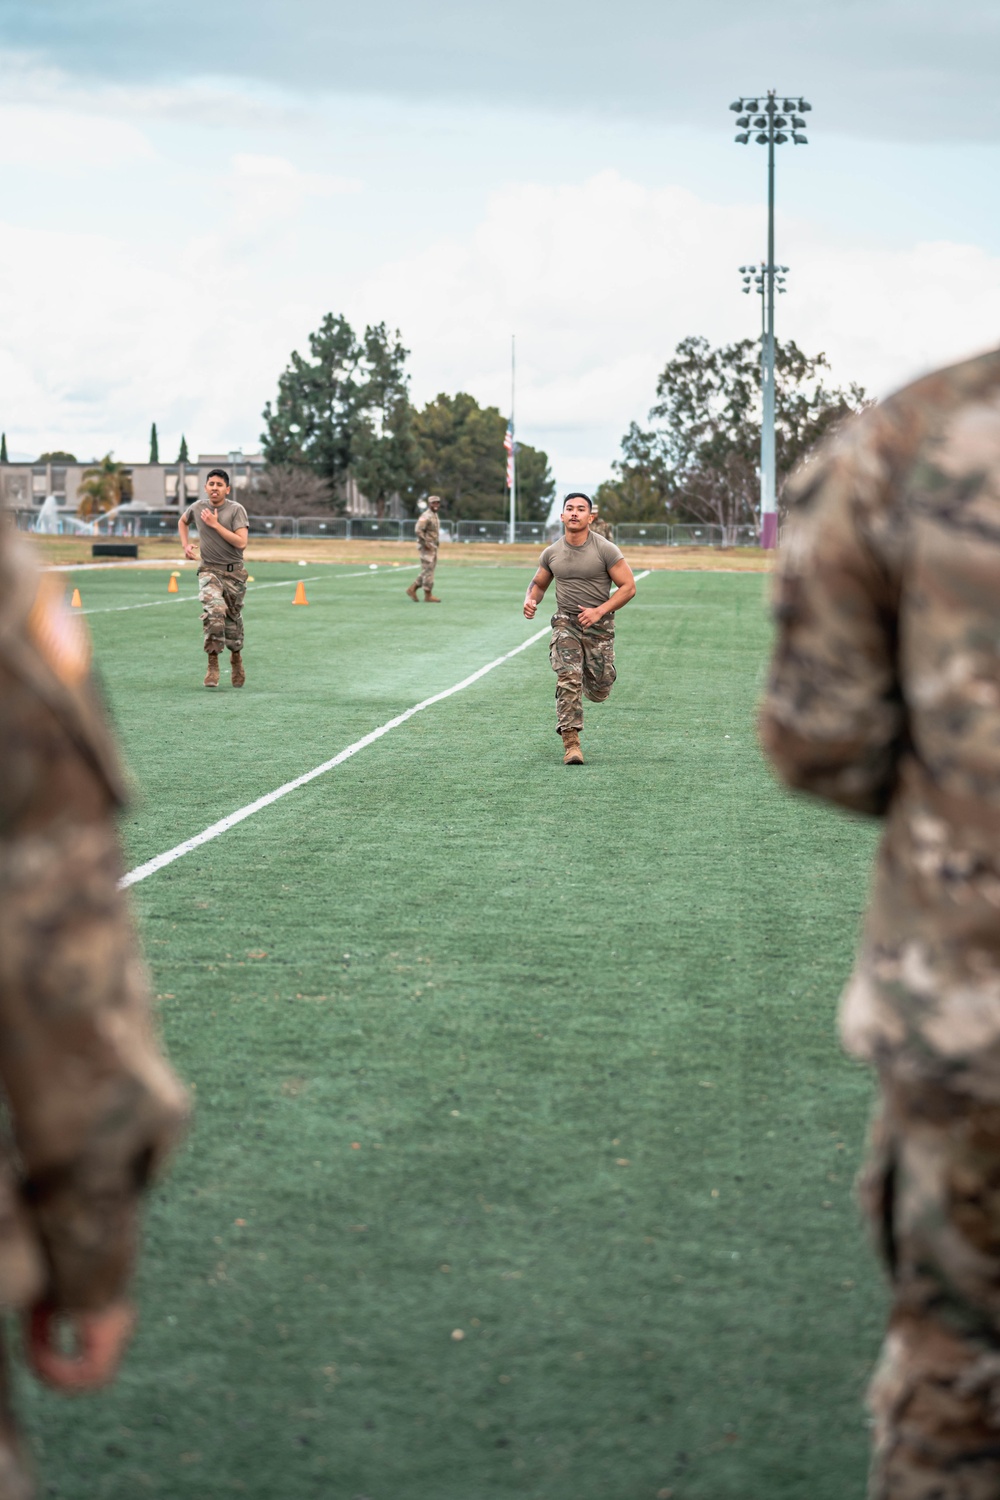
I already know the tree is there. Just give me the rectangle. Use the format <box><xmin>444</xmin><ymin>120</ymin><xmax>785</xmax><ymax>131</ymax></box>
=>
<box><xmin>604</xmin><ymin>335</ymin><xmax>869</xmax><ymax>540</ymax></box>
<box><xmin>411</xmin><ymin>392</ymin><xmax>554</xmax><ymax>521</ymax></box>
<box><xmin>261</xmin><ymin>313</ymin><xmax>419</xmax><ymax>515</ymax></box>
<box><xmin>0</xmin><ymin>434</ymin><xmax>8</xmax><ymax>464</ymax></box>
<box><xmin>250</xmin><ymin>464</ymin><xmax>336</xmax><ymax>516</ymax></box>
<box><xmin>261</xmin><ymin>313</ymin><xmax>364</xmax><ymax>500</ymax></box>
<box><xmin>77</xmin><ymin>454</ymin><xmax>126</xmax><ymax>518</ymax></box>
<box><xmin>350</xmin><ymin>324</ymin><xmax>417</xmax><ymax>517</ymax></box>
<box><xmin>149</xmin><ymin>422</ymin><xmax>159</xmax><ymax>464</ymax></box>
<box><xmin>178</xmin><ymin>435</ymin><xmax>190</xmax><ymax>464</ymax></box>
<box><xmin>38</xmin><ymin>450</ymin><xmax>77</xmax><ymax>463</ymax></box>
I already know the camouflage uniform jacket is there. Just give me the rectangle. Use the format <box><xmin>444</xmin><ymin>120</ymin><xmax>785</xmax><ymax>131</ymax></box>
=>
<box><xmin>759</xmin><ymin>348</ymin><xmax>1000</xmax><ymax>1082</ymax></box>
<box><xmin>415</xmin><ymin>510</ymin><xmax>440</xmax><ymax>548</ymax></box>
<box><xmin>0</xmin><ymin>534</ymin><xmax>187</xmax><ymax>1311</ymax></box>
<box><xmin>590</xmin><ymin>517</ymin><xmax>614</xmax><ymax>541</ymax></box>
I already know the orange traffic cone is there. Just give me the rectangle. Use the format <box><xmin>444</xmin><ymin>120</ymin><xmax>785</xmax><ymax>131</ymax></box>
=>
<box><xmin>168</xmin><ymin>573</ymin><xmax>179</xmax><ymax>593</ymax></box>
<box><xmin>70</xmin><ymin>588</ymin><xmax>82</xmax><ymax>608</ymax></box>
<box><xmin>292</xmin><ymin>580</ymin><xmax>309</xmax><ymax>605</ymax></box>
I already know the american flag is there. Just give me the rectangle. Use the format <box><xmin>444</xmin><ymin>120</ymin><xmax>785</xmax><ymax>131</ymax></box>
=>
<box><xmin>504</xmin><ymin>420</ymin><xmax>514</xmax><ymax>489</ymax></box>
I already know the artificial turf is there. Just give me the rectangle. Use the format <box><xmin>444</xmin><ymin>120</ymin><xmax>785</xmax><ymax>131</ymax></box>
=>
<box><xmin>18</xmin><ymin>558</ymin><xmax>883</xmax><ymax>1499</ymax></box>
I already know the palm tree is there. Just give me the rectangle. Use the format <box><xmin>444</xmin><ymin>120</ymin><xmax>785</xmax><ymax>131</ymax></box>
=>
<box><xmin>77</xmin><ymin>454</ymin><xmax>125</xmax><ymax>518</ymax></box>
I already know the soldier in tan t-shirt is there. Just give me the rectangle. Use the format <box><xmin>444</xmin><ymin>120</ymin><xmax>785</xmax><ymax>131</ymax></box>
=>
<box><xmin>523</xmin><ymin>492</ymin><xmax>636</xmax><ymax>764</ymax></box>
<box><xmin>178</xmin><ymin>469</ymin><xmax>250</xmax><ymax>689</ymax></box>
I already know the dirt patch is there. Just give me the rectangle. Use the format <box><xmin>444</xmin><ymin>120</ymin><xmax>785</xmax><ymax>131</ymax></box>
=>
<box><xmin>24</xmin><ymin>534</ymin><xmax>773</xmax><ymax>573</ymax></box>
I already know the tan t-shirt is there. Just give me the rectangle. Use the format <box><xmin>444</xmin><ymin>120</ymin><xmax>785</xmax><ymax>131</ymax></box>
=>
<box><xmin>538</xmin><ymin>531</ymin><xmax>624</xmax><ymax>615</ymax></box>
<box><xmin>181</xmin><ymin>497</ymin><xmax>249</xmax><ymax>570</ymax></box>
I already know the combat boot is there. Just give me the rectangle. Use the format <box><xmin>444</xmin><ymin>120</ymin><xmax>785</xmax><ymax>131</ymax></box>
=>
<box><xmin>562</xmin><ymin>731</ymin><xmax>584</xmax><ymax>765</ymax></box>
<box><xmin>204</xmin><ymin>653</ymin><xmax>220</xmax><ymax>689</ymax></box>
<box><xmin>230</xmin><ymin>651</ymin><xmax>245</xmax><ymax>688</ymax></box>
<box><xmin>406</xmin><ymin>581</ymin><xmax>419</xmax><ymax>601</ymax></box>
<box><xmin>424</xmin><ymin>589</ymin><xmax>441</xmax><ymax>603</ymax></box>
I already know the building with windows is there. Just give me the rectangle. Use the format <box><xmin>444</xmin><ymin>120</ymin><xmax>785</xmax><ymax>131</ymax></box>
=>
<box><xmin>0</xmin><ymin>450</ymin><xmax>393</xmax><ymax>517</ymax></box>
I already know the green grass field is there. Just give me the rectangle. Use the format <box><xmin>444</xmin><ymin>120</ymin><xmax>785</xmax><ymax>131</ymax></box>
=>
<box><xmin>19</xmin><ymin>558</ymin><xmax>884</xmax><ymax>1499</ymax></box>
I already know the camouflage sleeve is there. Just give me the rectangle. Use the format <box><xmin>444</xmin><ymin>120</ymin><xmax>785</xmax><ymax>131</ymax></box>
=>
<box><xmin>0</xmin><ymin>574</ymin><xmax>187</xmax><ymax>1312</ymax></box>
<box><xmin>758</xmin><ymin>418</ymin><xmax>906</xmax><ymax>817</ymax></box>
<box><xmin>415</xmin><ymin>512</ymin><xmax>429</xmax><ymax>540</ymax></box>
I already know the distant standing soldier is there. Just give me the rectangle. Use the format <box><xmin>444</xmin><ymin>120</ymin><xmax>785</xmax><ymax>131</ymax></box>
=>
<box><xmin>178</xmin><ymin>468</ymin><xmax>250</xmax><ymax>688</ymax></box>
<box><xmin>407</xmin><ymin>495</ymin><xmax>442</xmax><ymax>603</ymax></box>
<box><xmin>524</xmin><ymin>492</ymin><xmax>636</xmax><ymax>764</ymax></box>
<box><xmin>0</xmin><ymin>528</ymin><xmax>187</xmax><ymax>1496</ymax></box>
<box><xmin>590</xmin><ymin>508</ymin><xmax>614</xmax><ymax>541</ymax></box>
<box><xmin>760</xmin><ymin>347</ymin><xmax>1000</xmax><ymax>1499</ymax></box>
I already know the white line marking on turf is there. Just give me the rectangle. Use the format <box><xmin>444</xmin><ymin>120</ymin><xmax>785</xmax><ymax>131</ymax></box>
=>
<box><xmin>122</xmin><ymin>568</ymin><xmax>651</xmax><ymax>889</ymax></box>
<box><xmin>79</xmin><ymin>567</ymin><xmax>418</xmax><ymax>615</ymax></box>
<box><xmin>121</xmin><ymin>625</ymin><xmax>550</xmax><ymax>887</ymax></box>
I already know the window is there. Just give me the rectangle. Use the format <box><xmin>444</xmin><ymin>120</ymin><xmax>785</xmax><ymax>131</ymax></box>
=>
<box><xmin>32</xmin><ymin>467</ymin><xmax>47</xmax><ymax>495</ymax></box>
<box><xmin>164</xmin><ymin>470</ymin><xmax>179</xmax><ymax>499</ymax></box>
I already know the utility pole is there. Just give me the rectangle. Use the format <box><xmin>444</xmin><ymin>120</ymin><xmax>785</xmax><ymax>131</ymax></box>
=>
<box><xmin>731</xmin><ymin>91</ymin><xmax>811</xmax><ymax>548</ymax></box>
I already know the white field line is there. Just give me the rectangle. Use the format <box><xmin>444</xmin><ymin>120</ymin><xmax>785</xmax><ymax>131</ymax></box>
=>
<box><xmin>121</xmin><ymin>568</ymin><xmax>651</xmax><ymax>889</ymax></box>
<box><xmin>121</xmin><ymin>625</ymin><xmax>549</xmax><ymax>887</ymax></box>
<box><xmin>79</xmin><ymin>567</ymin><xmax>418</xmax><ymax>615</ymax></box>
<box><xmin>45</xmin><ymin>559</ymin><xmax>190</xmax><ymax>573</ymax></box>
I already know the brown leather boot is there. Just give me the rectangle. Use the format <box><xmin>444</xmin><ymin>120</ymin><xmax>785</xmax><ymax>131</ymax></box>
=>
<box><xmin>424</xmin><ymin>589</ymin><xmax>441</xmax><ymax>603</ymax></box>
<box><xmin>204</xmin><ymin>653</ymin><xmax>220</xmax><ymax>688</ymax></box>
<box><xmin>406</xmin><ymin>581</ymin><xmax>419</xmax><ymax>601</ymax></box>
<box><xmin>230</xmin><ymin>651</ymin><xmax>245</xmax><ymax>688</ymax></box>
<box><xmin>562</xmin><ymin>731</ymin><xmax>584</xmax><ymax>765</ymax></box>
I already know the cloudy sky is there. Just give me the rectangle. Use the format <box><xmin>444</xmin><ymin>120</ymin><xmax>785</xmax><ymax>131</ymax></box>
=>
<box><xmin>2</xmin><ymin>0</ymin><xmax>1000</xmax><ymax>489</ymax></box>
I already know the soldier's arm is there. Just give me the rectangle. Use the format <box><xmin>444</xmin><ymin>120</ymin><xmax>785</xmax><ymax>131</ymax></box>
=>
<box><xmin>0</xmin><ymin>585</ymin><xmax>187</xmax><ymax>1322</ymax></box>
<box><xmin>178</xmin><ymin>515</ymin><xmax>197</xmax><ymax>561</ymax></box>
<box><xmin>758</xmin><ymin>425</ymin><xmax>904</xmax><ymax>817</ymax></box>
<box><xmin>524</xmin><ymin>566</ymin><xmax>553</xmax><ymax>619</ymax></box>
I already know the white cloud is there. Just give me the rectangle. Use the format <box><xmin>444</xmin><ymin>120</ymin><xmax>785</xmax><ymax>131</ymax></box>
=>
<box><xmin>350</xmin><ymin>171</ymin><xmax>1000</xmax><ymax>488</ymax></box>
<box><xmin>1</xmin><ymin>165</ymin><xmax>999</xmax><ymax>494</ymax></box>
<box><xmin>0</xmin><ymin>102</ymin><xmax>152</xmax><ymax>169</ymax></box>
<box><xmin>227</xmin><ymin>152</ymin><xmax>361</xmax><ymax>227</ymax></box>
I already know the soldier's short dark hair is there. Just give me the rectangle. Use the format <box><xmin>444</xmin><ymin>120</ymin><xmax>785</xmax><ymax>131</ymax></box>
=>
<box><xmin>206</xmin><ymin>468</ymin><xmax>230</xmax><ymax>486</ymax></box>
<box><xmin>563</xmin><ymin>491</ymin><xmax>593</xmax><ymax>511</ymax></box>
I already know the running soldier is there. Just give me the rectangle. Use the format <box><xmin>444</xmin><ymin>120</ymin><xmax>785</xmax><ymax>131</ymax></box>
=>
<box><xmin>524</xmin><ymin>492</ymin><xmax>636</xmax><ymax>764</ymax></box>
<box><xmin>178</xmin><ymin>468</ymin><xmax>249</xmax><ymax>688</ymax></box>
<box><xmin>760</xmin><ymin>346</ymin><xmax>1000</xmax><ymax>1499</ymax></box>
<box><xmin>407</xmin><ymin>495</ymin><xmax>442</xmax><ymax>603</ymax></box>
<box><xmin>0</xmin><ymin>528</ymin><xmax>187</xmax><ymax>1495</ymax></box>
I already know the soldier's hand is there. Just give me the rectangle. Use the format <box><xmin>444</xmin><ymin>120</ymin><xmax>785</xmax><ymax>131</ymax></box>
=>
<box><xmin>200</xmin><ymin>508</ymin><xmax>218</xmax><ymax>528</ymax></box>
<box><xmin>577</xmin><ymin>606</ymin><xmax>602</xmax><ymax>628</ymax></box>
<box><xmin>183</xmin><ymin>542</ymin><xmax>197</xmax><ymax>560</ymax></box>
<box><xmin>24</xmin><ymin>1300</ymin><xmax>136</xmax><ymax>1392</ymax></box>
<box><xmin>523</xmin><ymin>595</ymin><xmax>538</xmax><ymax>619</ymax></box>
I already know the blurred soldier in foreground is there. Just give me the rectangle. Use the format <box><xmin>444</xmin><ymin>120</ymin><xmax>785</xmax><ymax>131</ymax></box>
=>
<box><xmin>0</xmin><ymin>527</ymin><xmax>187</xmax><ymax>1496</ymax></box>
<box><xmin>759</xmin><ymin>348</ymin><xmax>1000</xmax><ymax>1498</ymax></box>
<box><xmin>407</xmin><ymin>495</ymin><xmax>442</xmax><ymax>603</ymax></box>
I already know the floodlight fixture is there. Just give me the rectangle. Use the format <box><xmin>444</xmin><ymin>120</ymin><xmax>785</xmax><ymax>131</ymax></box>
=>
<box><xmin>729</xmin><ymin>88</ymin><xmax>814</xmax><ymax>549</ymax></box>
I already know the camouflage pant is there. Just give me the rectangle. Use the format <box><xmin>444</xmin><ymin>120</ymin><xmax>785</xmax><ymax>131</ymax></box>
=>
<box><xmin>416</xmin><ymin>546</ymin><xmax>438</xmax><ymax>592</ymax></box>
<box><xmin>549</xmin><ymin>614</ymin><xmax>616</xmax><ymax>734</ymax></box>
<box><xmin>198</xmin><ymin>567</ymin><xmax>246</xmax><ymax>655</ymax></box>
<box><xmin>862</xmin><ymin>1063</ymin><xmax>1000</xmax><ymax>1498</ymax></box>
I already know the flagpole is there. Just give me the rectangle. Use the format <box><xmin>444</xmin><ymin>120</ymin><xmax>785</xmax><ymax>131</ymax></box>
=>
<box><xmin>508</xmin><ymin>334</ymin><xmax>516</xmax><ymax>545</ymax></box>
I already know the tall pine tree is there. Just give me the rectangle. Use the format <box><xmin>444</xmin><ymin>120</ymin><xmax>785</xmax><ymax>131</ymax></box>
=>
<box><xmin>149</xmin><ymin>422</ymin><xmax>159</xmax><ymax>463</ymax></box>
<box><xmin>0</xmin><ymin>434</ymin><xmax>8</xmax><ymax>464</ymax></box>
<box><xmin>178</xmin><ymin>435</ymin><xmax>189</xmax><ymax>463</ymax></box>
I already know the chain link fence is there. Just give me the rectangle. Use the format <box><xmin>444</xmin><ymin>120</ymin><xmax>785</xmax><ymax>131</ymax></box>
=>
<box><xmin>8</xmin><ymin>507</ymin><xmax>763</xmax><ymax>548</ymax></box>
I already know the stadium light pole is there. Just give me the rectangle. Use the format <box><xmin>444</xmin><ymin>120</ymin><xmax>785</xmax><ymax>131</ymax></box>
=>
<box><xmin>730</xmin><ymin>91</ymin><xmax>811</xmax><ymax>548</ymax></box>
